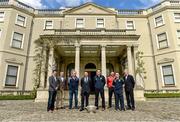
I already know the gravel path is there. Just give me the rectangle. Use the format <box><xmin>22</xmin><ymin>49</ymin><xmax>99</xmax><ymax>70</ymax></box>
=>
<box><xmin>0</xmin><ymin>98</ymin><xmax>180</xmax><ymax>121</ymax></box>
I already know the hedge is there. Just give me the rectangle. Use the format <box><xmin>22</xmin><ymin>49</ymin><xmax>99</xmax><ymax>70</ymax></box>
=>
<box><xmin>0</xmin><ymin>95</ymin><xmax>35</xmax><ymax>100</ymax></box>
<box><xmin>144</xmin><ymin>93</ymin><xmax>180</xmax><ymax>98</ymax></box>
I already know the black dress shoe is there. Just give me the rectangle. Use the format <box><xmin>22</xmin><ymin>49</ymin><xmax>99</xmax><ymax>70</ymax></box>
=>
<box><xmin>120</xmin><ymin>108</ymin><xmax>125</xmax><ymax>111</ymax></box>
<box><xmin>80</xmin><ymin>108</ymin><xmax>84</xmax><ymax>111</ymax></box>
<box><xmin>96</xmin><ymin>107</ymin><xmax>99</xmax><ymax>110</ymax></box>
<box><xmin>132</xmin><ymin>108</ymin><xmax>135</xmax><ymax>111</ymax></box>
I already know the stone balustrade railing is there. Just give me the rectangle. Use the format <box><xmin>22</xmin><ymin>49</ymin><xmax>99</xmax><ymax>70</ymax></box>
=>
<box><xmin>43</xmin><ymin>29</ymin><xmax>136</xmax><ymax>36</ymax></box>
<box><xmin>0</xmin><ymin>0</ymin><xmax>180</xmax><ymax>16</ymax></box>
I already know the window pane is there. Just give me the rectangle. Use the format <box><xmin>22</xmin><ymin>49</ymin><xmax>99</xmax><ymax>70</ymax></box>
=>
<box><xmin>12</xmin><ymin>40</ymin><xmax>22</xmax><ymax>48</ymax></box>
<box><xmin>174</xmin><ymin>13</ymin><xmax>180</xmax><ymax>22</ymax></box>
<box><xmin>159</xmin><ymin>40</ymin><xmax>168</xmax><ymax>48</ymax></box>
<box><xmin>13</xmin><ymin>32</ymin><xmax>23</xmax><ymax>41</ymax></box>
<box><xmin>0</xmin><ymin>29</ymin><xmax>2</xmax><ymax>38</ymax></box>
<box><xmin>155</xmin><ymin>16</ymin><xmax>163</xmax><ymax>26</ymax></box>
<box><xmin>5</xmin><ymin>76</ymin><xmax>16</xmax><ymax>86</ymax></box>
<box><xmin>76</xmin><ymin>19</ymin><xmax>84</xmax><ymax>28</ymax></box>
<box><xmin>158</xmin><ymin>33</ymin><xmax>167</xmax><ymax>41</ymax></box>
<box><xmin>127</xmin><ymin>21</ymin><xmax>134</xmax><ymax>29</ymax></box>
<box><xmin>162</xmin><ymin>65</ymin><xmax>173</xmax><ymax>75</ymax></box>
<box><xmin>0</xmin><ymin>12</ymin><xmax>4</xmax><ymax>21</ymax></box>
<box><xmin>45</xmin><ymin>21</ymin><xmax>53</xmax><ymax>29</ymax></box>
<box><xmin>97</xmin><ymin>19</ymin><xmax>104</xmax><ymax>28</ymax></box>
<box><xmin>7</xmin><ymin>66</ymin><xmax>18</xmax><ymax>76</ymax></box>
<box><xmin>177</xmin><ymin>30</ymin><xmax>180</xmax><ymax>38</ymax></box>
<box><xmin>17</xmin><ymin>15</ymin><xmax>25</xmax><ymax>26</ymax></box>
<box><xmin>164</xmin><ymin>76</ymin><xmax>174</xmax><ymax>85</ymax></box>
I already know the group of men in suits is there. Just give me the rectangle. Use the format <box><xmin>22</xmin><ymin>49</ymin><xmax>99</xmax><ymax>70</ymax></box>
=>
<box><xmin>47</xmin><ymin>69</ymin><xmax>135</xmax><ymax>112</ymax></box>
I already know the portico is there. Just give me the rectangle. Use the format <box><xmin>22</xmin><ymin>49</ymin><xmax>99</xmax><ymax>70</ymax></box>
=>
<box><xmin>35</xmin><ymin>28</ymin><xmax>143</xmax><ymax>102</ymax></box>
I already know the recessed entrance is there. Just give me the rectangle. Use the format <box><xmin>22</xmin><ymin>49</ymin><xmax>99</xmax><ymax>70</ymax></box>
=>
<box><xmin>85</xmin><ymin>63</ymin><xmax>96</xmax><ymax>94</ymax></box>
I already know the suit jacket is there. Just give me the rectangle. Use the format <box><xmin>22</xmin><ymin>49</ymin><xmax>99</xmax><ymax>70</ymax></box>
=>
<box><xmin>58</xmin><ymin>76</ymin><xmax>66</xmax><ymax>90</ymax></box>
<box><xmin>49</xmin><ymin>75</ymin><xmax>59</xmax><ymax>91</ymax></box>
<box><xmin>123</xmin><ymin>75</ymin><xmax>135</xmax><ymax>91</ymax></box>
<box><xmin>81</xmin><ymin>77</ymin><xmax>91</xmax><ymax>93</ymax></box>
<box><xmin>113</xmin><ymin>78</ymin><xmax>124</xmax><ymax>95</ymax></box>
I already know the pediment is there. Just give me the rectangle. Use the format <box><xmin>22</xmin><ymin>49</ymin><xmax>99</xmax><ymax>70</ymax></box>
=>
<box><xmin>5</xmin><ymin>58</ymin><xmax>23</xmax><ymax>65</ymax></box>
<box><xmin>63</xmin><ymin>3</ymin><xmax>116</xmax><ymax>15</ymax></box>
<box><xmin>157</xmin><ymin>58</ymin><xmax>174</xmax><ymax>65</ymax></box>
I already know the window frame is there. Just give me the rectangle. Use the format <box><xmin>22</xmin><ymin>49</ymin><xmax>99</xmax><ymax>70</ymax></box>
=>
<box><xmin>174</xmin><ymin>13</ymin><xmax>180</xmax><ymax>23</ymax></box>
<box><xmin>154</xmin><ymin>15</ymin><xmax>165</xmax><ymax>27</ymax></box>
<box><xmin>177</xmin><ymin>30</ymin><xmax>180</xmax><ymax>39</ymax></box>
<box><xmin>96</xmin><ymin>18</ymin><xmax>105</xmax><ymax>28</ymax></box>
<box><xmin>3</xmin><ymin>64</ymin><xmax>20</xmax><ymax>88</ymax></box>
<box><xmin>160</xmin><ymin>64</ymin><xmax>176</xmax><ymax>86</ymax></box>
<box><xmin>126</xmin><ymin>20</ymin><xmax>135</xmax><ymax>30</ymax></box>
<box><xmin>156</xmin><ymin>32</ymin><xmax>169</xmax><ymax>49</ymax></box>
<box><xmin>0</xmin><ymin>29</ymin><xmax>2</xmax><ymax>38</ymax></box>
<box><xmin>10</xmin><ymin>31</ymin><xmax>24</xmax><ymax>49</ymax></box>
<box><xmin>0</xmin><ymin>12</ymin><xmax>5</xmax><ymax>22</ymax></box>
<box><xmin>44</xmin><ymin>20</ymin><xmax>53</xmax><ymax>30</ymax></box>
<box><xmin>75</xmin><ymin>18</ymin><xmax>85</xmax><ymax>28</ymax></box>
<box><xmin>15</xmin><ymin>14</ymin><xmax>27</xmax><ymax>27</ymax></box>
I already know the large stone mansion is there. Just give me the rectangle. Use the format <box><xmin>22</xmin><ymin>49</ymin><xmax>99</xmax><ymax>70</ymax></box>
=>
<box><xmin>0</xmin><ymin>0</ymin><xmax>180</xmax><ymax>96</ymax></box>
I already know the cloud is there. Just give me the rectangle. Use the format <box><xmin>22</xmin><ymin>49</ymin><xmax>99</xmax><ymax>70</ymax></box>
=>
<box><xmin>18</xmin><ymin>0</ymin><xmax>46</xmax><ymax>9</ymax></box>
<box><xmin>138</xmin><ymin>0</ymin><xmax>163</xmax><ymax>8</ymax></box>
<box><xmin>56</xmin><ymin>0</ymin><xmax>93</xmax><ymax>7</ymax></box>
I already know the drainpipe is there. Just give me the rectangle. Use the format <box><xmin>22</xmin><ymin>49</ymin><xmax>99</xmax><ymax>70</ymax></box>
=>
<box><xmin>147</xmin><ymin>19</ymin><xmax>159</xmax><ymax>92</ymax></box>
<box><xmin>22</xmin><ymin>17</ymin><xmax>34</xmax><ymax>94</ymax></box>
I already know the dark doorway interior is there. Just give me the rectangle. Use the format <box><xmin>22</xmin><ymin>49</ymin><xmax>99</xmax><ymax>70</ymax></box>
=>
<box><xmin>85</xmin><ymin>63</ymin><xmax>96</xmax><ymax>94</ymax></box>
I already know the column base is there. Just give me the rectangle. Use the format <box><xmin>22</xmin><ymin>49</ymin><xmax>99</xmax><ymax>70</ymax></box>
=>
<box><xmin>35</xmin><ymin>88</ymin><xmax>49</xmax><ymax>102</ymax></box>
<box><xmin>134</xmin><ymin>86</ymin><xmax>146</xmax><ymax>101</ymax></box>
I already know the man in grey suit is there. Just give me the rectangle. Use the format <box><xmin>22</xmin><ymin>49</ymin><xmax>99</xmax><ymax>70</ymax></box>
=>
<box><xmin>56</xmin><ymin>72</ymin><xmax>66</xmax><ymax>109</ymax></box>
<box><xmin>47</xmin><ymin>70</ymin><xmax>59</xmax><ymax>112</ymax></box>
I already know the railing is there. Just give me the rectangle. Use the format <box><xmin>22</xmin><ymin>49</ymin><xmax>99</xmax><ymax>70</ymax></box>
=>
<box><xmin>0</xmin><ymin>0</ymin><xmax>34</xmax><ymax>12</ymax></box>
<box><xmin>118</xmin><ymin>9</ymin><xmax>144</xmax><ymax>15</ymax></box>
<box><xmin>16</xmin><ymin>0</ymin><xmax>34</xmax><ymax>12</ymax></box>
<box><xmin>37</xmin><ymin>9</ymin><xmax>64</xmax><ymax>15</ymax></box>
<box><xmin>44</xmin><ymin>29</ymin><xmax>136</xmax><ymax>36</ymax></box>
<box><xmin>170</xmin><ymin>0</ymin><xmax>180</xmax><ymax>6</ymax></box>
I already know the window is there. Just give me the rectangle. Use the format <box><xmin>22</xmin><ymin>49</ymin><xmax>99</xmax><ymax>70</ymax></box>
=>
<box><xmin>162</xmin><ymin>65</ymin><xmax>175</xmax><ymax>86</ymax></box>
<box><xmin>174</xmin><ymin>13</ymin><xmax>180</xmax><ymax>22</ymax></box>
<box><xmin>157</xmin><ymin>32</ymin><xmax>168</xmax><ymax>49</ymax></box>
<box><xmin>155</xmin><ymin>15</ymin><xmax>164</xmax><ymax>27</ymax></box>
<box><xmin>76</xmin><ymin>18</ymin><xmax>84</xmax><ymax>28</ymax></box>
<box><xmin>97</xmin><ymin>18</ymin><xmax>104</xmax><ymax>28</ymax></box>
<box><xmin>0</xmin><ymin>12</ymin><xmax>5</xmax><ymax>22</ymax></box>
<box><xmin>11</xmin><ymin>32</ymin><xmax>23</xmax><ymax>49</ymax></box>
<box><xmin>177</xmin><ymin>30</ymin><xmax>180</xmax><ymax>39</ymax></box>
<box><xmin>16</xmin><ymin>15</ymin><xmax>26</xmax><ymax>27</ymax></box>
<box><xmin>126</xmin><ymin>21</ymin><xmax>135</xmax><ymax>29</ymax></box>
<box><xmin>5</xmin><ymin>65</ymin><xmax>19</xmax><ymax>87</ymax></box>
<box><xmin>44</xmin><ymin>20</ymin><xmax>53</xmax><ymax>29</ymax></box>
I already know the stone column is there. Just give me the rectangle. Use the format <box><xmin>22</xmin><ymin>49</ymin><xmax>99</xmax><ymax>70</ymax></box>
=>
<box><xmin>133</xmin><ymin>46</ymin><xmax>138</xmax><ymax>78</ymax></box>
<box><xmin>46</xmin><ymin>47</ymin><xmax>56</xmax><ymax>88</ymax></box>
<box><xmin>75</xmin><ymin>45</ymin><xmax>80</xmax><ymax>77</ymax></box>
<box><xmin>101</xmin><ymin>45</ymin><xmax>107</xmax><ymax>77</ymax></box>
<box><xmin>39</xmin><ymin>48</ymin><xmax>46</xmax><ymax>89</ymax></box>
<box><xmin>127</xmin><ymin>45</ymin><xmax>133</xmax><ymax>75</ymax></box>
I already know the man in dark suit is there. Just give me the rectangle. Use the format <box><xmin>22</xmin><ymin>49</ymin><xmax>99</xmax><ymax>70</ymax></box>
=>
<box><xmin>68</xmin><ymin>70</ymin><xmax>79</xmax><ymax>109</ymax></box>
<box><xmin>124</xmin><ymin>69</ymin><xmax>135</xmax><ymax>111</ymax></box>
<box><xmin>47</xmin><ymin>70</ymin><xmax>59</xmax><ymax>112</ymax></box>
<box><xmin>94</xmin><ymin>69</ymin><xmax>106</xmax><ymax>111</ymax></box>
<box><xmin>80</xmin><ymin>72</ymin><xmax>91</xmax><ymax>111</ymax></box>
<box><xmin>56</xmin><ymin>72</ymin><xmax>66</xmax><ymax>109</ymax></box>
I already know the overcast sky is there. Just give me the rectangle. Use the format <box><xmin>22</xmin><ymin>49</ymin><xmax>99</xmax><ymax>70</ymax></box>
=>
<box><xmin>18</xmin><ymin>0</ymin><xmax>162</xmax><ymax>9</ymax></box>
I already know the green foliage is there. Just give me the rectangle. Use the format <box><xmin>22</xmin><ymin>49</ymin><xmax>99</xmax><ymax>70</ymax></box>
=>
<box><xmin>144</xmin><ymin>93</ymin><xmax>180</xmax><ymax>98</ymax></box>
<box><xmin>33</xmin><ymin>38</ymin><xmax>58</xmax><ymax>92</ymax></box>
<box><xmin>0</xmin><ymin>95</ymin><xmax>35</xmax><ymax>100</ymax></box>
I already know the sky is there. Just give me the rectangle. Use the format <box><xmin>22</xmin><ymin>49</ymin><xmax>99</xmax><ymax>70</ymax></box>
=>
<box><xmin>18</xmin><ymin>0</ymin><xmax>162</xmax><ymax>10</ymax></box>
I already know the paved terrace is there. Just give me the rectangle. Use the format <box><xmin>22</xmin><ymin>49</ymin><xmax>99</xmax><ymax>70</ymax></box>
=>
<box><xmin>0</xmin><ymin>98</ymin><xmax>180</xmax><ymax>121</ymax></box>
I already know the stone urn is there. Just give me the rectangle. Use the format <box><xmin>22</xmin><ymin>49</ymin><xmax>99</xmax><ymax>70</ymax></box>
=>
<box><xmin>85</xmin><ymin>105</ymin><xmax>96</xmax><ymax>113</ymax></box>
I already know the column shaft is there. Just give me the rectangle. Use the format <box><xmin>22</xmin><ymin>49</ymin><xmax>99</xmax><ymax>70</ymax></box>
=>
<box><xmin>101</xmin><ymin>45</ymin><xmax>107</xmax><ymax>77</ymax></box>
<box><xmin>75</xmin><ymin>45</ymin><xmax>80</xmax><ymax>77</ymax></box>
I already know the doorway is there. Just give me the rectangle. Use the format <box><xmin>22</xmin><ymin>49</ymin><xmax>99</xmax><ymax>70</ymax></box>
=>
<box><xmin>85</xmin><ymin>63</ymin><xmax>96</xmax><ymax>94</ymax></box>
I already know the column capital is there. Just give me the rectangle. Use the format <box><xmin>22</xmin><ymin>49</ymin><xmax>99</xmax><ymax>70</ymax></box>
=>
<box><xmin>101</xmin><ymin>44</ymin><xmax>107</xmax><ymax>48</ymax></box>
<box><xmin>74</xmin><ymin>44</ymin><xmax>81</xmax><ymax>48</ymax></box>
